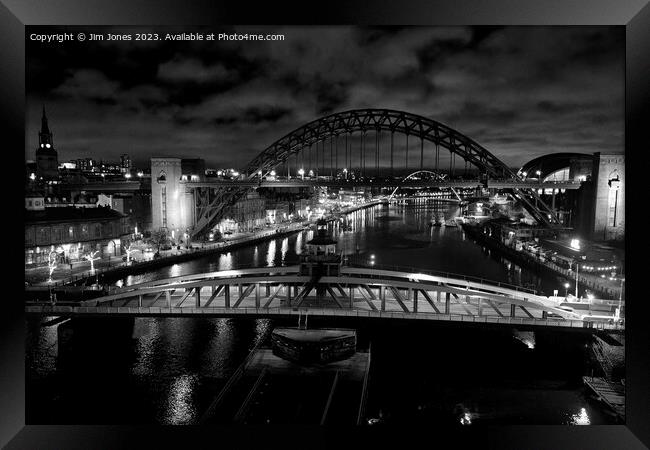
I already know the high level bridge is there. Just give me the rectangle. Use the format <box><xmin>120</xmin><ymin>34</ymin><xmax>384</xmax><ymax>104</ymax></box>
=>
<box><xmin>26</xmin><ymin>264</ymin><xmax>622</xmax><ymax>331</ymax></box>
<box><xmin>177</xmin><ymin>109</ymin><xmax>561</xmax><ymax>239</ymax></box>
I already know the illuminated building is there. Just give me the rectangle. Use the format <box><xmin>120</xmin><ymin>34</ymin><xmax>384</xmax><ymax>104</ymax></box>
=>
<box><xmin>25</xmin><ymin>201</ymin><xmax>132</xmax><ymax>266</ymax></box>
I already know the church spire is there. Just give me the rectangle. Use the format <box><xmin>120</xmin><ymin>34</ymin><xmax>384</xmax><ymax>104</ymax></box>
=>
<box><xmin>41</xmin><ymin>105</ymin><xmax>50</xmax><ymax>135</ymax></box>
<box><xmin>38</xmin><ymin>105</ymin><xmax>54</xmax><ymax>150</ymax></box>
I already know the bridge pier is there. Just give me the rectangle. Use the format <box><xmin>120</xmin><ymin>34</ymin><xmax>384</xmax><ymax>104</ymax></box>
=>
<box><xmin>166</xmin><ymin>290</ymin><xmax>171</xmax><ymax>309</ymax></box>
<box><xmin>413</xmin><ymin>290</ymin><xmax>418</xmax><ymax>313</ymax></box>
<box><xmin>225</xmin><ymin>286</ymin><xmax>230</xmax><ymax>308</ymax></box>
<box><xmin>445</xmin><ymin>292</ymin><xmax>450</xmax><ymax>314</ymax></box>
<box><xmin>510</xmin><ymin>304</ymin><xmax>516</xmax><ymax>317</ymax></box>
<box><xmin>349</xmin><ymin>286</ymin><xmax>354</xmax><ymax>308</ymax></box>
<box><xmin>195</xmin><ymin>288</ymin><xmax>201</xmax><ymax>308</ymax></box>
<box><xmin>477</xmin><ymin>298</ymin><xmax>482</xmax><ymax>316</ymax></box>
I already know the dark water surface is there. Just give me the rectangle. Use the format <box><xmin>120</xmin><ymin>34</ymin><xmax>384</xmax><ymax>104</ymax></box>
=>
<box><xmin>26</xmin><ymin>202</ymin><xmax>617</xmax><ymax>425</ymax></box>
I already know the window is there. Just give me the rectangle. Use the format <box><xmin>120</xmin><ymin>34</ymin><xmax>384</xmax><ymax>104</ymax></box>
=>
<box><xmin>52</xmin><ymin>227</ymin><xmax>62</xmax><ymax>242</ymax></box>
<box><xmin>37</xmin><ymin>227</ymin><xmax>50</xmax><ymax>244</ymax></box>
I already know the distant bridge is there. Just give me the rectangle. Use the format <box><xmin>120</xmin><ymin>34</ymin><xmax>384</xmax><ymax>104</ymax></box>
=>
<box><xmin>26</xmin><ymin>265</ymin><xmax>621</xmax><ymax>330</ymax></box>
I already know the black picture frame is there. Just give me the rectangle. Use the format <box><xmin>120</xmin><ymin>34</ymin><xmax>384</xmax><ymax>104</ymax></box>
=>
<box><xmin>3</xmin><ymin>1</ymin><xmax>648</xmax><ymax>448</ymax></box>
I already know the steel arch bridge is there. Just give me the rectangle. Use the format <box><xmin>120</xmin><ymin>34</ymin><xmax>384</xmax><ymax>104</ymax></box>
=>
<box><xmin>191</xmin><ymin>109</ymin><xmax>559</xmax><ymax>238</ymax></box>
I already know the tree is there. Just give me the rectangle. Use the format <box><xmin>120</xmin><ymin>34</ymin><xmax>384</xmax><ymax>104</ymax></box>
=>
<box><xmin>47</xmin><ymin>251</ymin><xmax>57</xmax><ymax>282</ymax></box>
<box><xmin>150</xmin><ymin>229</ymin><xmax>169</xmax><ymax>252</ymax></box>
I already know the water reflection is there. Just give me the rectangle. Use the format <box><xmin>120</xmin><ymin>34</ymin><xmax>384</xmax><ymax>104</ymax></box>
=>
<box><xmin>170</xmin><ymin>264</ymin><xmax>181</xmax><ymax>278</ymax></box>
<box><xmin>163</xmin><ymin>373</ymin><xmax>198</xmax><ymax>425</ymax></box>
<box><xmin>569</xmin><ymin>407</ymin><xmax>591</xmax><ymax>425</ymax></box>
<box><xmin>266</xmin><ymin>240</ymin><xmax>276</xmax><ymax>267</ymax></box>
<box><xmin>219</xmin><ymin>252</ymin><xmax>233</xmax><ymax>270</ymax></box>
<box><xmin>295</xmin><ymin>233</ymin><xmax>303</xmax><ymax>255</ymax></box>
<box><xmin>281</xmin><ymin>238</ymin><xmax>289</xmax><ymax>263</ymax></box>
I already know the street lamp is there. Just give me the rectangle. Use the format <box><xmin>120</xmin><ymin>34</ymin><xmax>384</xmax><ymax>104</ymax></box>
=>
<box><xmin>270</xmin><ymin>170</ymin><xmax>276</xmax><ymax>177</ymax></box>
<box><xmin>564</xmin><ymin>282</ymin><xmax>570</xmax><ymax>299</ymax></box>
<box><xmin>298</xmin><ymin>168</ymin><xmax>305</xmax><ymax>180</ymax></box>
<box><xmin>535</xmin><ymin>170</ymin><xmax>541</xmax><ymax>178</ymax></box>
<box><xmin>616</xmin><ymin>278</ymin><xmax>625</xmax><ymax>320</ymax></box>
<box><xmin>343</xmin><ymin>168</ymin><xmax>348</xmax><ymax>180</ymax></box>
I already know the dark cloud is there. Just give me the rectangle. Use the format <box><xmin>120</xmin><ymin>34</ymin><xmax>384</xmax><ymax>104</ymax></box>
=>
<box><xmin>26</xmin><ymin>26</ymin><xmax>623</xmax><ymax>169</ymax></box>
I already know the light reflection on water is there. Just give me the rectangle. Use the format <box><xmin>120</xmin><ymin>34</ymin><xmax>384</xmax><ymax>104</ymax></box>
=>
<box><xmin>281</xmin><ymin>238</ymin><xmax>289</xmax><ymax>262</ymax></box>
<box><xmin>568</xmin><ymin>407</ymin><xmax>591</xmax><ymax>425</ymax></box>
<box><xmin>266</xmin><ymin>240</ymin><xmax>276</xmax><ymax>267</ymax></box>
<box><xmin>163</xmin><ymin>373</ymin><xmax>198</xmax><ymax>425</ymax></box>
<box><xmin>26</xmin><ymin>201</ymin><xmax>616</xmax><ymax>425</ymax></box>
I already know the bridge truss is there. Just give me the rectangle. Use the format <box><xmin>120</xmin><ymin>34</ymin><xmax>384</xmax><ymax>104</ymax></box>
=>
<box><xmin>188</xmin><ymin>109</ymin><xmax>560</xmax><ymax>238</ymax></box>
<box><xmin>26</xmin><ymin>266</ymin><xmax>619</xmax><ymax>330</ymax></box>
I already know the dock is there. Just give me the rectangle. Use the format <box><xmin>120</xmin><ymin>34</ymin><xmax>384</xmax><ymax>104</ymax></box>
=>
<box><xmin>582</xmin><ymin>376</ymin><xmax>625</xmax><ymax>421</ymax></box>
<box><xmin>201</xmin><ymin>347</ymin><xmax>370</xmax><ymax>425</ymax></box>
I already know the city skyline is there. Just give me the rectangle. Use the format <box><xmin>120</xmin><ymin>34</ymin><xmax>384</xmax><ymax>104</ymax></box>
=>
<box><xmin>26</xmin><ymin>25</ymin><xmax>624</xmax><ymax>170</ymax></box>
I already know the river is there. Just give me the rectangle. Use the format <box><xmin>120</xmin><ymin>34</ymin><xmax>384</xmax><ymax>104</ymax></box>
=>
<box><xmin>25</xmin><ymin>201</ymin><xmax>619</xmax><ymax>425</ymax></box>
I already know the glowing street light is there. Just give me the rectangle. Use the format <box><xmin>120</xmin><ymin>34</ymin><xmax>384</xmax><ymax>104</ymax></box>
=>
<box><xmin>570</xmin><ymin>239</ymin><xmax>580</xmax><ymax>250</ymax></box>
<box><xmin>30</xmin><ymin>173</ymin><xmax>36</xmax><ymax>181</ymax></box>
<box><xmin>343</xmin><ymin>168</ymin><xmax>348</xmax><ymax>180</ymax></box>
<box><xmin>521</xmin><ymin>171</ymin><xmax>527</xmax><ymax>178</ymax></box>
<box><xmin>535</xmin><ymin>170</ymin><xmax>541</xmax><ymax>177</ymax></box>
<box><xmin>270</xmin><ymin>170</ymin><xmax>276</xmax><ymax>177</ymax></box>
<box><xmin>564</xmin><ymin>282</ymin><xmax>570</xmax><ymax>299</ymax></box>
<box><xmin>298</xmin><ymin>168</ymin><xmax>305</xmax><ymax>180</ymax></box>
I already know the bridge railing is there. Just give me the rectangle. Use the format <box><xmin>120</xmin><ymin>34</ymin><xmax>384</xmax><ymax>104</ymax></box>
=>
<box><xmin>344</xmin><ymin>258</ymin><xmax>538</xmax><ymax>295</ymax></box>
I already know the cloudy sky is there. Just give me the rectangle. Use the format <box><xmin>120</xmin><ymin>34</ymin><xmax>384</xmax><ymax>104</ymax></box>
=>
<box><xmin>26</xmin><ymin>26</ymin><xmax>624</xmax><ymax>170</ymax></box>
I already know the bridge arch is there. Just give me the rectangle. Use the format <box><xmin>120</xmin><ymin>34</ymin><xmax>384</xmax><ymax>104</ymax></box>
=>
<box><xmin>387</xmin><ymin>170</ymin><xmax>445</xmax><ymax>201</ymax></box>
<box><xmin>191</xmin><ymin>109</ymin><xmax>559</xmax><ymax>238</ymax></box>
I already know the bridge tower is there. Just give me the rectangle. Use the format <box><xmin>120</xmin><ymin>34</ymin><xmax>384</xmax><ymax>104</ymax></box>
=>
<box><xmin>591</xmin><ymin>153</ymin><xmax>624</xmax><ymax>241</ymax></box>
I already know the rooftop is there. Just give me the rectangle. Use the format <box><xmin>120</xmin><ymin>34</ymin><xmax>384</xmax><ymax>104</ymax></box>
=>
<box><xmin>25</xmin><ymin>206</ymin><xmax>126</xmax><ymax>224</ymax></box>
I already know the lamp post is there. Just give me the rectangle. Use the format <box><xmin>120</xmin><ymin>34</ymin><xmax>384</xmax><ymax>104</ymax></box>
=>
<box><xmin>298</xmin><ymin>168</ymin><xmax>305</xmax><ymax>180</ymax></box>
<box><xmin>564</xmin><ymin>282</ymin><xmax>570</xmax><ymax>300</ymax></box>
<box><xmin>575</xmin><ymin>262</ymin><xmax>579</xmax><ymax>298</ymax></box>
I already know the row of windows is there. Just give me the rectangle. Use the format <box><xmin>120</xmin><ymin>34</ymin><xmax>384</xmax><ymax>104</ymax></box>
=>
<box><xmin>25</xmin><ymin>219</ymin><xmax>129</xmax><ymax>246</ymax></box>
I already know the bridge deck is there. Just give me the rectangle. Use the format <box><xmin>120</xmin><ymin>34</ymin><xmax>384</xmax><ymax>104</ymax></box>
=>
<box><xmin>26</xmin><ymin>266</ymin><xmax>622</xmax><ymax>330</ymax></box>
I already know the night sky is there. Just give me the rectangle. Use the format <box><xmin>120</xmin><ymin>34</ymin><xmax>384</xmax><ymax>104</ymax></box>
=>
<box><xmin>26</xmin><ymin>26</ymin><xmax>624</xmax><ymax>170</ymax></box>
